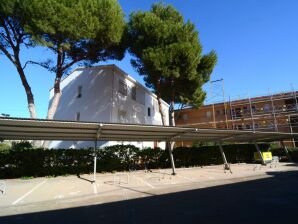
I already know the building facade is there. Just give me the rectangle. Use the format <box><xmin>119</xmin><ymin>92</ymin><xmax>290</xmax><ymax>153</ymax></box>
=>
<box><xmin>175</xmin><ymin>91</ymin><xmax>298</xmax><ymax>147</ymax></box>
<box><xmin>48</xmin><ymin>65</ymin><xmax>169</xmax><ymax>149</ymax></box>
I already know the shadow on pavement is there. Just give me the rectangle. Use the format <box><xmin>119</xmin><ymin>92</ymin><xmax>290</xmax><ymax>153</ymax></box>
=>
<box><xmin>1</xmin><ymin>170</ymin><xmax>298</xmax><ymax>224</ymax></box>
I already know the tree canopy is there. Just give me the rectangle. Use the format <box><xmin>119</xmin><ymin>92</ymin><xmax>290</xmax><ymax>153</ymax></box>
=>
<box><xmin>0</xmin><ymin>0</ymin><xmax>37</xmax><ymax>118</ymax></box>
<box><xmin>127</xmin><ymin>3</ymin><xmax>217</xmax><ymax>124</ymax></box>
<box><xmin>23</xmin><ymin>0</ymin><xmax>126</xmax><ymax>119</ymax></box>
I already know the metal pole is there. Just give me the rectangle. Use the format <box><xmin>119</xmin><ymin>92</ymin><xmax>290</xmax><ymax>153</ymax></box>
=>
<box><xmin>254</xmin><ymin>143</ymin><xmax>265</xmax><ymax>165</ymax></box>
<box><xmin>248</xmin><ymin>97</ymin><xmax>255</xmax><ymax>131</ymax></box>
<box><xmin>93</xmin><ymin>140</ymin><xmax>97</xmax><ymax>183</ymax></box>
<box><xmin>270</xmin><ymin>94</ymin><xmax>278</xmax><ymax>132</ymax></box>
<box><xmin>288</xmin><ymin>115</ymin><xmax>296</xmax><ymax>147</ymax></box>
<box><xmin>218</xmin><ymin>142</ymin><xmax>230</xmax><ymax>170</ymax></box>
<box><xmin>280</xmin><ymin>141</ymin><xmax>293</xmax><ymax>162</ymax></box>
<box><xmin>168</xmin><ymin>141</ymin><xmax>176</xmax><ymax>175</ymax></box>
<box><xmin>229</xmin><ymin>97</ymin><xmax>235</xmax><ymax>129</ymax></box>
<box><xmin>221</xmin><ymin>80</ymin><xmax>229</xmax><ymax>129</ymax></box>
<box><xmin>291</xmin><ymin>84</ymin><xmax>298</xmax><ymax>111</ymax></box>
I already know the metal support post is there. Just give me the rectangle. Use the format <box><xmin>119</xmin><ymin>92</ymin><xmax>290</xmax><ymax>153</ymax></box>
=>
<box><xmin>229</xmin><ymin>97</ymin><xmax>235</xmax><ymax>129</ymax></box>
<box><xmin>248</xmin><ymin>97</ymin><xmax>255</xmax><ymax>131</ymax></box>
<box><xmin>270</xmin><ymin>95</ymin><xmax>278</xmax><ymax>131</ymax></box>
<box><xmin>288</xmin><ymin>115</ymin><xmax>296</xmax><ymax>147</ymax></box>
<box><xmin>221</xmin><ymin>79</ymin><xmax>229</xmax><ymax>129</ymax></box>
<box><xmin>168</xmin><ymin>141</ymin><xmax>176</xmax><ymax>175</ymax></box>
<box><xmin>280</xmin><ymin>141</ymin><xmax>293</xmax><ymax>162</ymax></box>
<box><xmin>93</xmin><ymin>140</ymin><xmax>97</xmax><ymax>183</ymax></box>
<box><xmin>92</xmin><ymin>123</ymin><xmax>102</xmax><ymax>183</ymax></box>
<box><xmin>218</xmin><ymin>142</ymin><xmax>230</xmax><ymax>171</ymax></box>
<box><xmin>254</xmin><ymin>143</ymin><xmax>265</xmax><ymax>165</ymax></box>
<box><xmin>291</xmin><ymin>84</ymin><xmax>298</xmax><ymax>111</ymax></box>
<box><xmin>166</xmin><ymin>129</ymin><xmax>198</xmax><ymax>175</ymax></box>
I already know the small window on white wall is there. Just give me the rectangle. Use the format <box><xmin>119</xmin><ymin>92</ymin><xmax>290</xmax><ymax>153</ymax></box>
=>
<box><xmin>131</xmin><ymin>86</ymin><xmax>136</xmax><ymax>100</ymax></box>
<box><xmin>77</xmin><ymin>86</ymin><xmax>82</xmax><ymax>98</ymax></box>
<box><xmin>119</xmin><ymin>80</ymin><xmax>128</xmax><ymax>96</ymax></box>
<box><xmin>75</xmin><ymin>112</ymin><xmax>80</xmax><ymax>121</ymax></box>
<box><xmin>148</xmin><ymin>107</ymin><xmax>151</xmax><ymax>117</ymax></box>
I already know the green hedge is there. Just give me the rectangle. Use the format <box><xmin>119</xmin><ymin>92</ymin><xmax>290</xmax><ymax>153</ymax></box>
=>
<box><xmin>173</xmin><ymin>144</ymin><xmax>270</xmax><ymax>167</ymax></box>
<box><xmin>0</xmin><ymin>142</ymin><xmax>277</xmax><ymax>179</ymax></box>
<box><xmin>0</xmin><ymin>143</ymin><xmax>169</xmax><ymax>178</ymax></box>
<box><xmin>270</xmin><ymin>147</ymin><xmax>298</xmax><ymax>162</ymax></box>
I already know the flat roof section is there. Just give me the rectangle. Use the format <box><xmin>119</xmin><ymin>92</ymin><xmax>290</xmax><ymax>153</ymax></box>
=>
<box><xmin>0</xmin><ymin>117</ymin><xmax>297</xmax><ymax>143</ymax></box>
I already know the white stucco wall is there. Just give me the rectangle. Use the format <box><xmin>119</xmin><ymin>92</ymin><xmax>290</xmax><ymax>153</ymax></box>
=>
<box><xmin>48</xmin><ymin>65</ymin><xmax>169</xmax><ymax>149</ymax></box>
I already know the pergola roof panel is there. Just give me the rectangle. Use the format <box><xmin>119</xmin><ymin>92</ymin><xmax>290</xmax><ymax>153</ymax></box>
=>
<box><xmin>0</xmin><ymin>117</ymin><xmax>297</xmax><ymax>143</ymax></box>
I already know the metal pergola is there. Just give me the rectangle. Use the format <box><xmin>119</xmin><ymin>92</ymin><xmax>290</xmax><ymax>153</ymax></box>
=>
<box><xmin>1</xmin><ymin>117</ymin><xmax>297</xmax><ymax>181</ymax></box>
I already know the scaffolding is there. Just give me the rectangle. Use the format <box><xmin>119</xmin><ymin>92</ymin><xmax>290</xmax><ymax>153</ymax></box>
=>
<box><xmin>176</xmin><ymin>90</ymin><xmax>298</xmax><ymax>147</ymax></box>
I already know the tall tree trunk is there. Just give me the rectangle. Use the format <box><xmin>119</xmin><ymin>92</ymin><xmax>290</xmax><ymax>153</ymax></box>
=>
<box><xmin>156</xmin><ymin>79</ymin><xmax>166</xmax><ymax>125</ymax></box>
<box><xmin>42</xmin><ymin>70</ymin><xmax>62</xmax><ymax>148</ymax></box>
<box><xmin>169</xmin><ymin>100</ymin><xmax>175</xmax><ymax>126</ymax></box>
<box><xmin>166</xmin><ymin>79</ymin><xmax>176</xmax><ymax>175</ymax></box>
<box><xmin>43</xmin><ymin>47</ymin><xmax>63</xmax><ymax>148</ymax></box>
<box><xmin>47</xmin><ymin>46</ymin><xmax>63</xmax><ymax>120</ymax></box>
<box><xmin>169</xmin><ymin>78</ymin><xmax>175</xmax><ymax>127</ymax></box>
<box><xmin>46</xmin><ymin>76</ymin><xmax>62</xmax><ymax>119</ymax></box>
<box><xmin>15</xmin><ymin>56</ymin><xmax>37</xmax><ymax>119</ymax></box>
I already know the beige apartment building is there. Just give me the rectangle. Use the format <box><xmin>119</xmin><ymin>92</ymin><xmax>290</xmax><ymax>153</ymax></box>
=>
<box><xmin>175</xmin><ymin>91</ymin><xmax>298</xmax><ymax>147</ymax></box>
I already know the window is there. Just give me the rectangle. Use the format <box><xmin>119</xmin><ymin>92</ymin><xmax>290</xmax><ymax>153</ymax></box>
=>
<box><xmin>77</xmin><ymin>86</ymin><xmax>82</xmax><ymax>98</ymax></box>
<box><xmin>182</xmin><ymin>114</ymin><xmax>188</xmax><ymax>121</ymax></box>
<box><xmin>118</xmin><ymin>109</ymin><xmax>127</xmax><ymax>123</ymax></box>
<box><xmin>119</xmin><ymin>80</ymin><xmax>127</xmax><ymax>96</ymax></box>
<box><xmin>252</xmin><ymin>105</ymin><xmax>257</xmax><ymax>112</ymax></box>
<box><xmin>136</xmin><ymin>88</ymin><xmax>145</xmax><ymax>105</ymax></box>
<box><xmin>75</xmin><ymin>112</ymin><xmax>80</xmax><ymax>121</ymax></box>
<box><xmin>206</xmin><ymin>111</ymin><xmax>211</xmax><ymax>119</ymax></box>
<box><xmin>243</xmin><ymin>106</ymin><xmax>249</xmax><ymax>114</ymax></box>
<box><xmin>264</xmin><ymin>104</ymin><xmax>270</xmax><ymax>112</ymax></box>
<box><xmin>235</xmin><ymin>108</ymin><xmax>242</xmax><ymax>117</ymax></box>
<box><xmin>148</xmin><ymin>107</ymin><xmax>151</xmax><ymax>117</ymax></box>
<box><xmin>131</xmin><ymin>86</ymin><xmax>136</xmax><ymax>100</ymax></box>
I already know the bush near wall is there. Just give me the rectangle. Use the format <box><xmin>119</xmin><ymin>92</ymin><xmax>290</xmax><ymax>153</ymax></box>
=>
<box><xmin>173</xmin><ymin>144</ymin><xmax>270</xmax><ymax>167</ymax></box>
<box><xmin>270</xmin><ymin>147</ymin><xmax>298</xmax><ymax>162</ymax></box>
<box><xmin>0</xmin><ymin>142</ymin><xmax>273</xmax><ymax>179</ymax></box>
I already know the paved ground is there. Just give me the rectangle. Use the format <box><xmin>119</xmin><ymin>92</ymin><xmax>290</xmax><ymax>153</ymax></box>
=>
<box><xmin>1</xmin><ymin>163</ymin><xmax>298</xmax><ymax>223</ymax></box>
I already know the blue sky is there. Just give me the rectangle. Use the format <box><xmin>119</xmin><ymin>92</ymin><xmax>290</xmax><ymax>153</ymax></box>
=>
<box><xmin>1</xmin><ymin>0</ymin><xmax>298</xmax><ymax>118</ymax></box>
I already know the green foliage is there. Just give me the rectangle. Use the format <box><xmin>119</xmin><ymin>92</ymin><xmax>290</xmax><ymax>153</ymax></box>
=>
<box><xmin>11</xmin><ymin>141</ymin><xmax>33</xmax><ymax>151</ymax></box>
<box><xmin>0</xmin><ymin>143</ymin><xmax>10</xmax><ymax>153</ymax></box>
<box><xmin>137</xmin><ymin>147</ymin><xmax>166</xmax><ymax>169</ymax></box>
<box><xmin>0</xmin><ymin>0</ymin><xmax>30</xmax><ymax>53</ymax></box>
<box><xmin>270</xmin><ymin>147</ymin><xmax>298</xmax><ymax>162</ymax></box>
<box><xmin>24</xmin><ymin>0</ymin><xmax>126</xmax><ymax>73</ymax></box>
<box><xmin>127</xmin><ymin>3</ymin><xmax>217</xmax><ymax>107</ymax></box>
<box><xmin>1</xmin><ymin>143</ymin><xmax>282</xmax><ymax>179</ymax></box>
<box><xmin>173</xmin><ymin>144</ymin><xmax>270</xmax><ymax>167</ymax></box>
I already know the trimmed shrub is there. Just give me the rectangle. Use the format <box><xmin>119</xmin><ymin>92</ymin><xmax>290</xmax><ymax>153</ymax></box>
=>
<box><xmin>0</xmin><ymin>142</ymin><xmax>274</xmax><ymax>179</ymax></box>
<box><xmin>173</xmin><ymin>144</ymin><xmax>270</xmax><ymax>167</ymax></box>
<box><xmin>270</xmin><ymin>147</ymin><xmax>298</xmax><ymax>162</ymax></box>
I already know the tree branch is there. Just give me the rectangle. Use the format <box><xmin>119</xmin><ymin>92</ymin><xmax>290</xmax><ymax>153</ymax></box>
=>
<box><xmin>0</xmin><ymin>43</ymin><xmax>15</xmax><ymax>64</ymax></box>
<box><xmin>22</xmin><ymin>60</ymin><xmax>55</xmax><ymax>72</ymax></box>
<box><xmin>6</xmin><ymin>18</ymin><xmax>19</xmax><ymax>44</ymax></box>
<box><xmin>0</xmin><ymin>17</ymin><xmax>15</xmax><ymax>48</ymax></box>
<box><xmin>61</xmin><ymin>56</ymin><xmax>85</xmax><ymax>72</ymax></box>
